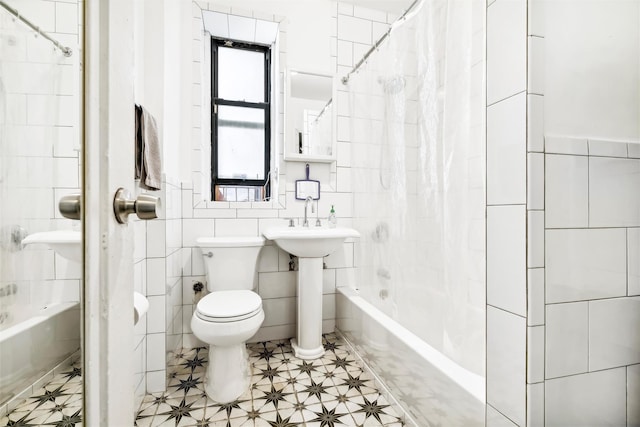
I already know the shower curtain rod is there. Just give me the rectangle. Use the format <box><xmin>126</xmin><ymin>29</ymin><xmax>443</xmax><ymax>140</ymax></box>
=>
<box><xmin>0</xmin><ymin>0</ymin><xmax>72</xmax><ymax>57</ymax></box>
<box><xmin>341</xmin><ymin>0</ymin><xmax>420</xmax><ymax>85</ymax></box>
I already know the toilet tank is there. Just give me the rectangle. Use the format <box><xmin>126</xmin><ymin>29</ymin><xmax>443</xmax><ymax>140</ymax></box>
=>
<box><xmin>196</xmin><ymin>236</ymin><xmax>265</xmax><ymax>292</ymax></box>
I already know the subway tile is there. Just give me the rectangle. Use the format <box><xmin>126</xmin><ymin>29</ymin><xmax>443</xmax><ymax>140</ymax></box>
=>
<box><xmin>527</xmin><ymin>268</ymin><xmax>545</xmax><ymax>326</ymax></box>
<box><xmin>146</xmin><ymin>220</ymin><xmax>166</xmax><ymax>258</ymax></box>
<box><xmin>545</xmin><ymin>368</ymin><xmax>626</xmax><ymax>427</ymax></box>
<box><xmin>55</xmin><ymin>2</ymin><xmax>78</xmax><ymax>33</ymax></box>
<box><xmin>545</xmin><ymin>302</ymin><xmax>588</xmax><ymax>379</ymax></box>
<box><xmin>251</xmin><ymin>324</ymin><xmax>296</xmax><ymax>343</ymax></box>
<box><xmin>588</xmin><ymin>139</ymin><xmax>628</xmax><ymax>157</ymax></box>
<box><xmin>545</xmin><ymin>154</ymin><xmax>588</xmax><ymax>228</ymax></box>
<box><xmin>325</xmin><ymin>242</ymin><xmax>354</xmax><ymax>269</ymax></box>
<box><xmin>261</xmin><ymin>297</ymin><xmax>296</xmax><ymax>327</ymax></box>
<box><xmin>527</xmin><ymin>382</ymin><xmax>544</xmax><ymax>427</ymax></box>
<box><xmin>629</xmin><ymin>364</ymin><xmax>640</xmax><ymax>427</ymax></box>
<box><xmin>527</xmin><ymin>153</ymin><xmax>544</xmax><ymax>209</ymax></box>
<box><xmin>337</xmin><ymin>15</ymin><xmax>372</xmax><ymax>45</ymax></box>
<box><xmin>146</xmin><ymin>296</ymin><xmax>166</xmax><ymax>334</ymax></box>
<box><xmin>146</xmin><ymin>370</ymin><xmax>166</xmax><ymax>394</ymax></box>
<box><xmin>258</xmin><ymin>271</ymin><xmax>296</xmax><ymax>299</ymax></box>
<box><xmin>323</xmin><ymin>269</ymin><xmax>337</xmax><ymax>294</ymax></box>
<box><xmin>528</xmin><ymin>0</ymin><xmax>545</xmax><ymax>37</ymax></box>
<box><xmin>487</xmin><ymin>307</ymin><xmax>526</xmax><ymax>426</ymax></box>
<box><xmin>630</xmin><ymin>228</ymin><xmax>640</xmax><ymax>296</ymax></box>
<box><xmin>337</xmin><ymin>3</ymin><xmax>353</xmax><ymax>16</ymax></box>
<box><xmin>527</xmin><ymin>326</ymin><xmax>544</xmax><ymax>383</ymax></box>
<box><xmin>487</xmin><ymin>0</ymin><xmax>526</xmax><ymax>104</ymax></box>
<box><xmin>322</xmin><ymin>294</ymin><xmax>335</xmax><ymax>320</ymax></box>
<box><xmin>487</xmin><ymin>205</ymin><xmax>526</xmax><ymax>316</ymax></box>
<box><xmin>146</xmin><ymin>333</ymin><xmax>166</xmax><ymax>372</ymax></box>
<box><xmin>486</xmin><ymin>405</ymin><xmax>518</xmax><ymax>427</ymax></box>
<box><xmin>182</xmin><ymin>218</ymin><xmax>214</xmax><ymax>246</ymax></box>
<box><xmin>589</xmin><ymin>297</ymin><xmax>640</xmax><ymax>371</ymax></box>
<box><xmin>146</xmin><ymin>258</ymin><xmax>166</xmax><ymax>296</ymax></box>
<box><xmin>353</xmin><ymin>5</ymin><xmax>387</xmax><ymax>23</ymax></box>
<box><xmin>589</xmin><ymin>157</ymin><xmax>640</xmax><ymax>227</ymax></box>
<box><xmin>487</xmin><ymin>92</ymin><xmax>526</xmax><ymax>205</ymax></box>
<box><xmin>337</xmin><ymin>40</ymin><xmax>353</xmax><ymax>66</ymax></box>
<box><xmin>544</xmin><ymin>136</ymin><xmax>588</xmax><ymax>155</ymax></box>
<box><xmin>257</xmin><ymin>245</ymin><xmax>279</xmax><ymax>273</ymax></box>
<box><xmin>54</xmin><ymin>254</ymin><xmax>81</xmax><ymax>280</ymax></box>
<box><xmin>527</xmin><ymin>36</ymin><xmax>544</xmax><ymax>95</ymax></box>
<box><xmin>527</xmin><ymin>210</ymin><xmax>544</xmax><ymax>268</ymax></box>
<box><xmin>546</xmin><ymin>229</ymin><xmax>627</xmax><ymax>303</ymax></box>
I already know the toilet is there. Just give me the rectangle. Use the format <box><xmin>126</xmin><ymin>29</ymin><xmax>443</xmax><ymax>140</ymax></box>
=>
<box><xmin>190</xmin><ymin>236</ymin><xmax>265</xmax><ymax>403</ymax></box>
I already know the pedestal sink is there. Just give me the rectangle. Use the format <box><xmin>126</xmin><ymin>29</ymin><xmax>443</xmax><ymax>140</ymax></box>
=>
<box><xmin>263</xmin><ymin>226</ymin><xmax>359</xmax><ymax>359</ymax></box>
<box><xmin>22</xmin><ymin>230</ymin><xmax>82</xmax><ymax>263</ymax></box>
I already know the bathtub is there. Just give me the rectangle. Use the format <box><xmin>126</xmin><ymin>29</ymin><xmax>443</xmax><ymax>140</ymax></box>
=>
<box><xmin>336</xmin><ymin>287</ymin><xmax>485</xmax><ymax>427</ymax></box>
<box><xmin>0</xmin><ymin>302</ymin><xmax>80</xmax><ymax>409</ymax></box>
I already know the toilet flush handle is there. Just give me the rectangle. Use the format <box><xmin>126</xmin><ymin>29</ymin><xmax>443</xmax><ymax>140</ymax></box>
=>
<box><xmin>202</xmin><ymin>251</ymin><xmax>213</xmax><ymax>258</ymax></box>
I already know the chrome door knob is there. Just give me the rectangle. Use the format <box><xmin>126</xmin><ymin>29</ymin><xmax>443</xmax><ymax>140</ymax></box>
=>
<box><xmin>59</xmin><ymin>194</ymin><xmax>82</xmax><ymax>220</ymax></box>
<box><xmin>113</xmin><ymin>188</ymin><xmax>161</xmax><ymax>224</ymax></box>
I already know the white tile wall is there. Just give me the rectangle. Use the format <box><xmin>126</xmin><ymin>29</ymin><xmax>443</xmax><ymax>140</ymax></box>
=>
<box><xmin>526</xmin><ymin>383</ymin><xmax>544</xmax><ymax>427</ymax></box>
<box><xmin>546</xmin><ymin>302</ymin><xmax>588</xmax><ymax>378</ymax></box>
<box><xmin>486</xmin><ymin>405</ymin><xmax>518</xmax><ymax>427</ymax></box>
<box><xmin>545</xmin><ymin>368</ymin><xmax>627</xmax><ymax>427</ymax></box>
<box><xmin>527</xmin><ymin>326</ymin><xmax>545</xmax><ymax>383</ymax></box>
<box><xmin>546</xmin><ymin>229</ymin><xmax>627</xmax><ymax>303</ymax></box>
<box><xmin>487</xmin><ymin>92</ymin><xmax>527</xmax><ymax>205</ymax></box>
<box><xmin>487</xmin><ymin>205</ymin><xmax>526</xmax><ymax>316</ymax></box>
<box><xmin>487</xmin><ymin>307</ymin><xmax>526</xmax><ymax>426</ymax></box>
<box><xmin>629</xmin><ymin>364</ymin><xmax>640</xmax><ymax>426</ymax></box>
<box><xmin>589</xmin><ymin>157</ymin><xmax>640</xmax><ymax>227</ymax></box>
<box><xmin>486</xmin><ymin>0</ymin><xmax>527</xmax><ymax>105</ymax></box>
<box><xmin>545</xmin><ymin>154</ymin><xmax>588</xmax><ymax>228</ymax></box>
<box><xmin>630</xmin><ymin>228</ymin><xmax>640</xmax><ymax>296</ymax></box>
<box><xmin>544</xmin><ymin>136</ymin><xmax>588</xmax><ymax>156</ymax></box>
<box><xmin>527</xmin><ymin>268</ymin><xmax>545</xmax><ymax>326</ymax></box>
<box><xmin>589</xmin><ymin>297</ymin><xmax>640</xmax><ymax>371</ymax></box>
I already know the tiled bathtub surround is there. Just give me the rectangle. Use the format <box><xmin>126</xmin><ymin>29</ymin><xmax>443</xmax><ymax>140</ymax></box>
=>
<box><xmin>0</xmin><ymin>0</ymin><xmax>81</xmax><ymax>413</ymax></box>
<box><xmin>541</xmin><ymin>137</ymin><xmax>640</xmax><ymax>426</ymax></box>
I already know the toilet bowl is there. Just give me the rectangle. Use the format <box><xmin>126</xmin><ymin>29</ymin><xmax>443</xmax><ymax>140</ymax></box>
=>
<box><xmin>190</xmin><ymin>236</ymin><xmax>265</xmax><ymax>403</ymax></box>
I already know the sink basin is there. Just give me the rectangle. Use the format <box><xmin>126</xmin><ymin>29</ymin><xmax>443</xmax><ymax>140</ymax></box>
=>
<box><xmin>262</xmin><ymin>227</ymin><xmax>359</xmax><ymax>258</ymax></box>
<box><xmin>22</xmin><ymin>230</ymin><xmax>82</xmax><ymax>263</ymax></box>
<box><xmin>263</xmin><ymin>226</ymin><xmax>359</xmax><ymax>360</ymax></box>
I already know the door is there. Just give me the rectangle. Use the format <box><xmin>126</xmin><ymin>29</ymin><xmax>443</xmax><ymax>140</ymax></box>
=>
<box><xmin>84</xmin><ymin>1</ymin><xmax>137</xmax><ymax>424</ymax></box>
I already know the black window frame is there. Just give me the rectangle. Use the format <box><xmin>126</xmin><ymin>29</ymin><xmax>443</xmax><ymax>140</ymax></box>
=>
<box><xmin>211</xmin><ymin>38</ymin><xmax>271</xmax><ymax>201</ymax></box>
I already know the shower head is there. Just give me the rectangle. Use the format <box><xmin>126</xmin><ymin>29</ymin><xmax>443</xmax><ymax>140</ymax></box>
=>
<box><xmin>378</xmin><ymin>75</ymin><xmax>406</xmax><ymax>95</ymax></box>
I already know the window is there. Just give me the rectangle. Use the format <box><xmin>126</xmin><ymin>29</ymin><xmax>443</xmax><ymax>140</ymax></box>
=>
<box><xmin>211</xmin><ymin>39</ymin><xmax>271</xmax><ymax>201</ymax></box>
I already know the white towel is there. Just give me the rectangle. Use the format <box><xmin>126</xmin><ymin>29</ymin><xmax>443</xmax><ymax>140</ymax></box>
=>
<box><xmin>135</xmin><ymin>104</ymin><xmax>162</xmax><ymax>190</ymax></box>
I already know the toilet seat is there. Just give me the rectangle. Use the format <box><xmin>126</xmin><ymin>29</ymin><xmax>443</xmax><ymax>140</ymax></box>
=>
<box><xmin>196</xmin><ymin>290</ymin><xmax>262</xmax><ymax>323</ymax></box>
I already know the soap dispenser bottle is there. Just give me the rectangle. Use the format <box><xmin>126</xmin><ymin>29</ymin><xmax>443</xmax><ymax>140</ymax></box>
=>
<box><xmin>328</xmin><ymin>205</ymin><xmax>337</xmax><ymax>228</ymax></box>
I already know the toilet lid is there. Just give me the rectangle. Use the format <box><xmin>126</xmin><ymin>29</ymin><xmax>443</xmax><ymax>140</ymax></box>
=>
<box><xmin>196</xmin><ymin>290</ymin><xmax>262</xmax><ymax>322</ymax></box>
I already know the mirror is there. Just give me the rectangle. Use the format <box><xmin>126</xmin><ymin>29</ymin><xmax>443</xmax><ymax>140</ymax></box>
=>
<box><xmin>295</xmin><ymin>164</ymin><xmax>320</xmax><ymax>200</ymax></box>
<box><xmin>285</xmin><ymin>70</ymin><xmax>336</xmax><ymax>162</ymax></box>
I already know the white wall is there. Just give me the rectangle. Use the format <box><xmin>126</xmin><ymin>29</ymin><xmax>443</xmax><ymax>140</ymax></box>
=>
<box><xmin>543</xmin><ymin>0</ymin><xmax>640</xmax><ymax>141</ymax></box>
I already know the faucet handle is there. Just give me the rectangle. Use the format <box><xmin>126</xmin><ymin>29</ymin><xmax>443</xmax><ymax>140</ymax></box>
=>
<box><xmin>315</xmin><ymin>218</ymin><xmax>322</xmax><ymax>227</ymax></box>
<box><xmin>285</xmin><ymin>218</ymin><xmax>295</xmax><ymax>227</ymax></box>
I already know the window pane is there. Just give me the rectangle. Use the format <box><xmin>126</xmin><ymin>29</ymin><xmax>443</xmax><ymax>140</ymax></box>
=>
<box><xmin>217</xmin><ymin>105</ymin><xmax>265</xmax><ymax>180</ymax></box>
<box><xmin>218</xmin><ymin>46</ymin><xmax>265</xmax><ymax>102</ymax></box>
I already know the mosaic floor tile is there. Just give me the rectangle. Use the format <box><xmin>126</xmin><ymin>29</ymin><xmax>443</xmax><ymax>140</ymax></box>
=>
<box><xmin>2</xmin><ymin>335</ymin><xmax>403</xmax><ymax>427</ymax></box>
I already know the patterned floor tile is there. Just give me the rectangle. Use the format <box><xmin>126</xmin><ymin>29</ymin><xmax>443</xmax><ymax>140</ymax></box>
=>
<box><xmin>2</xmin><ymin>334</ymin><xmax>404</xmax><ymax>427</ymax></box>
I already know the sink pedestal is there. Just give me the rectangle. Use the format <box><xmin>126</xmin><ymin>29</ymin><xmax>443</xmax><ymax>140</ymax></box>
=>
<box><xmin>291</xmin><ymin>257</ymin><xmax>325</xmax><ymax>360</ymax></box>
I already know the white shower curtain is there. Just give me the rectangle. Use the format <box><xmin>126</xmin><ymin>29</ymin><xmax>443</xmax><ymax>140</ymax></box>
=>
<box><xmin>348</xmin><ymin>0</ymin><xmax>485</xmax><ymax>376</ymax></box>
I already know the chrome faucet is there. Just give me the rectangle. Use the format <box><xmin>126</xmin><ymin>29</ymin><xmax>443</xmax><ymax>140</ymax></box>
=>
<box><xmin>303</xmin><ymin>196</ymin><xmax>315</xmax><ymax>227</ymax></box>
